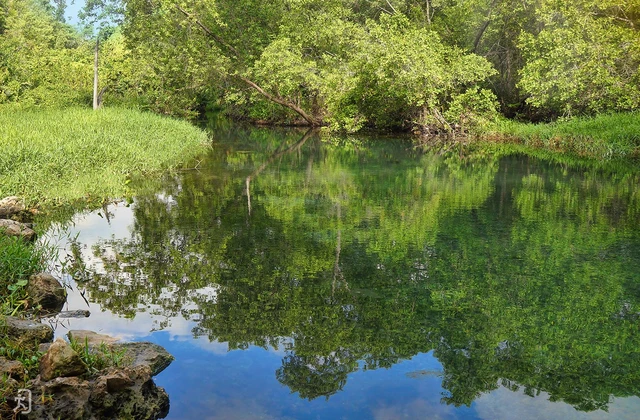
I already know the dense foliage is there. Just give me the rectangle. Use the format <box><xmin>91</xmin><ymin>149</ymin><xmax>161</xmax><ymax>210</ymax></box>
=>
<box><xmin>1</xmin><ymin>0</ymin><xmax>639</xmax><ymax>130</ymax></box>
<box><xmin>0</xmin><ymin>0</ymin><xmax>90</xmax><ymax>106</ymax></box>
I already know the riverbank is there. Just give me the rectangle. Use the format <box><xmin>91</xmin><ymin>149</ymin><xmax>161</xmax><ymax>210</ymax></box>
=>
<box><xmin>0</xmin><ymin>107</ymin><xmax>207</xmax><ymax>416</ymax></box>
<box><xmin>483</xmin><ymin>112</ymin><xmax>640</xmax><ymax>160</ymax></box>
<box><xmin>0</xmin><ymin>107</ymin><xmax>210</xmax><ymax>208</ymax></box>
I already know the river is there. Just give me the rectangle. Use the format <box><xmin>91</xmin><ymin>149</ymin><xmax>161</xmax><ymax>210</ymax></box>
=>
<box><xmin>43</xmin><ymin>126</ymin><xmax>640</xmax><ymax>419</ymax></box>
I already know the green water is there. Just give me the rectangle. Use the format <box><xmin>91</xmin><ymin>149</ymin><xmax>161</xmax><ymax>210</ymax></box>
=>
<box><xmin>58</xmin><ymin>127</ymin><xmax>640</xmax><ymax>419</ymax></box>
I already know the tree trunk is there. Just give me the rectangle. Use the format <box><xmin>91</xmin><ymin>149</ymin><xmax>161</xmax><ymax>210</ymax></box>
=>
<box><xmin>238</xmin><ymin>77</ymin><xmax>321</xmax><ymax>126</ymax></box>
<box><xmin>93</xmin><ymin>38</ymin><xmax>100</xmax><ymax>110</ymax></box>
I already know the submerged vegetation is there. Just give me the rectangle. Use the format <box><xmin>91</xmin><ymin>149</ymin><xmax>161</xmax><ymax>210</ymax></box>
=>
<box><xmin>0</xmin><ymin>107</ymin><xmax>209</xmax><ymax>206</ymax></box>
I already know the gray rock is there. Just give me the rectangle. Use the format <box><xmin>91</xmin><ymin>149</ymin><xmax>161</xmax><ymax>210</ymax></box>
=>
<box><xmin>1</xmin><ymin>375</ymin><xmax>20</xmax><ymax>390</ymax></box>
<box><xmin>87</xmin><ymin>364</ymin><xmax>170</xmax><ymax>420</ymax></box>
<box><xmin>67</xmin><ymin>330</ymin><xmax>120</xmax><ymax>348</ymax></box>
<box><xmin>0</xmin><ymin>375</ymin><xmax>20</xmax><ymax>413</ymax></box>
<box><xmin>39</xmin><ymin>338</ymin><xmax>87</xmax><ymax>381</ymax></box>
<box><xmin>26</xmin><ymin>365</ymin><xmax>169</xmax><ymax>420</ymax></box>
<box><xmin>3</xmin><ymin>316</ymin><xmax>54</xmax><ymax>343</ymax></box>
<box><xmin>66</xmin><ymin>332</ymin><xmax>174</xmax><ymax>376</ymax></box>
<box><xmin>114</xmin><ymin>342</ymin><xmax>174</xmax><ymax>376</ymax></box>
<box><xmin>0</xmin><ymin>219</ymin><xmax>36</xmax><ymax>241</ymax></box>
<box><xmin>38</xmin><ymin>342</ymin><xmax>52</xmax><ymax>353</ymax></box>
<box><xmin>0</xmin><ymin>196</ymin><xmax>25</xmax><ymax>219</ymax></box>
<box><xmin>57</xmin><ymin>310</ymin><xmax>90</xmax><ymax>318</ymax></box>
<box><xmin>26</xmin><ymin>376</ymin><xmax>91</xmax><ymax>420</ymax></box>
<box><xmin>28</xmin><ymin>273</ymin><xmax>67</xmax><ymax>312</ymax></box>
<box><xmin>0</xmin><ymin>356</ymin><xmax>24</xmax><ymax>379</ymax></box>
<box><xmin>17</xmin><ymin>332</ymin><xmax>174</xmax><ymax>419</ymax></box>
<box><xmin>101</xmin><ymin>369</ymin><xmax>135</xmax><ymax>392</ymax></box>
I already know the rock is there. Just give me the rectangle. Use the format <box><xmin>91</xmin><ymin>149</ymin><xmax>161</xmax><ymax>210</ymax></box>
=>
<box><xmin>0</xmin><ymin>196</ymin><xmax>25</xmax><ymax>219</ymax></box>
<box><xmin>38</xmin><ymin>342</ymin><xmax>52</xmax><ymax>353</ymax></box>
<box><xmin>100</xmin><ymin>369</ymin><xmax>135</xmax><ymax>392</ymax></box>
<box><xmin>0</xmin><ymin>356</ymin><xmax>24</xmax><ymax>379</ymax></box>
<box><xmin>66</xmin><ymin>332</ymin><xmax>174</xmax><ymax>376</ymax></box>
<box><xmin>0</xmin><ymin>219</ymin><xmax>36</xmax><ymax>241</ymax></box>
<box><xmin>68</xmin><ymin>330</ymin><xmax>120</xmax><ymax>348</ymax></box>
<box><xmin>0</xmin><ymin>375</ymin><xmax>20</xmax><ymax>415</ymax></box>
<box><xmin>115</xmin><ymin>342</ymin><xmax>174</xmax><ymax>376</ymax></box>
<box><xmin>26</xmin><ymin>365</ymin><xmax>169</xmax><ymax>420</ymax></box>
<box><xmin>28</xmin><ymin>273</ymin><xmax>67</xmax><ymax>312</ymax></box>
<box><xmin>1</xmin><ymin>375</ymin><xmax>19</xmax><ymax>391</ymax></box>
<box><xmin>39</xmin><ymin>338</ymin><xmax>87</xmax><ymax>381</ymax></box>
<box><xmin>17</xmin><ymin>332</ymin><xmax>174</xmax><ymax>419</ymax></box>
<box><xmin>57</xmin><ymin>310</ymin><xmax>90</xmax><ymax>318</ymax></box>
<box><xmin>3</xmin><ymin>316</ymin><xmax>54</xmax><ymax>343</ymax></box>
<box><xmin>87</xmin><ymin>364</ymin><xmax>170</xmax><ymax>420</ymax></box>
<box><xmin>27</xmin><ymin>376</ymin><xmax>91</xmax><ymax>420</ymax></box>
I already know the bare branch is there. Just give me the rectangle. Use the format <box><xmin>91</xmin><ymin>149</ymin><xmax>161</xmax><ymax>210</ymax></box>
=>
<box><xmin>173</xmin><ymin>4</ymin><xmax>240</xmax><ymax>58</ymax></box>
<box><xmin>173</xmin><ymin>4</ymin><xmax>321</xmax><ymax>126</ymax></box>
<box><xmin>238</xmin><ymin>76</ymin><xmax>321</xmax><ymax>126</ymax></box>
<box><xmin>385</xmin><ymin>0</ymin><xmax>398</xmax><ymax>14</ymax></box>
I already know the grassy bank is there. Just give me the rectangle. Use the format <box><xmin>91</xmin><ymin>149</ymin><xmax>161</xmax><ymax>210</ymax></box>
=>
<box><xmin>484</xmin><ymin>112</ymin><xmax>640</xmax><ymax>160</ymax></box>
<box><xmin>0</xmin><ymin>106</ymin><xmax>209</xmax><ymax>406</ymax></box>
<box><xmin>0</xmin><ymin>107</ymin><xmax>210</xmax><ymax>207</ymax></box>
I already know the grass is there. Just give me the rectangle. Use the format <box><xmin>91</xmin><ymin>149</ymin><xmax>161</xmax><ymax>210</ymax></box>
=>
<box><xmin>0</xmin><ymin>236</ymin><xmax>47</xmax><ymax>284</ymax></box>
<box><xmin>69</xmin><ymin>336</ymin><xmax>128</xmax><ymax>375</ymax></box>
<box><xmin>0</xmin><ymin>106</ymin><xmax>206</xmax><ymax>407</ymax></box>
<box><xmin>483</xmin><ymin>112</ymin><xmax>640</xmax><ymax>160</ymax></box>
<box><xmin>0</xmin><ymin>107</ymin><xmax>210</xmax><ymax>207</ymax></box>
<box><xmin>0</xmin><ymin>235</ymin><xmax>53</xmax><ymax>316</ymax></box>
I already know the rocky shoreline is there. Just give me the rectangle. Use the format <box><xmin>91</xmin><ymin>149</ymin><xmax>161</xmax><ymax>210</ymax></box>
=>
<box><xmin>1</xmin><ymin>197</ymin><xmax>174</xmax><ymax>419</ymax></box>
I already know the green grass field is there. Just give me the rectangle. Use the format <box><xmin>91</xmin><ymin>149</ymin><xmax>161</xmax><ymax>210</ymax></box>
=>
<box><xmin>0</xmin><ymin>107</ymin><xmax>210</xmax><ymax>206</ymax></box>
<box><xmin>484</xmin><ymin>112</ymin><xmax>640</xmax><ymax>160</ymax></box>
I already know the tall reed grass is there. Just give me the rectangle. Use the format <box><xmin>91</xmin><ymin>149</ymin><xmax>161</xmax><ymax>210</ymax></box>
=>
<box><xmin>0</xmin><ymin>107</ymin><xmax>210</xmax><ymax>206</ymax></box>
<box><xmin>483</xmin><ymin>112</ymin><xmax>640</xmax><ymax>160</ymax></box>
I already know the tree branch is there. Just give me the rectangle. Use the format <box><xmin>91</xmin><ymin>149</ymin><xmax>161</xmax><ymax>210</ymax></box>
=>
<box><xmin>238</xmin><ymin>76</ymin><xmax>321</xmax><ymax>126</ymax></box>
<box><xmin>173</xmin><ymin>4</ymin><xmax>240</xmax><ymax>58</ymax></box>
<box><xmin>246</xmin><ymin>129</ymin><xmax>313</xmax><ymax>215</ymax></box>
<box><xmin>473</xmin><ymin>1</ymin><xmax>497</xmax><ymax>53</ymax></box>
<box><xmin>385</xmin><ymin>0</ymin><xmax>398</xmax><ymax>14</ymax></box>
<box><xmin>174</xmin><ymin>4</ymin><xmax>321</xmax><ymax>126</ymax></box>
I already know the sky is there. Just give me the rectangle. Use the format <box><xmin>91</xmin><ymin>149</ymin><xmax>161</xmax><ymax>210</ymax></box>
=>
<box><xmin>61</xmin><ymin>0</ymin><xmax>84</xmax><ymax>25</ymax></box>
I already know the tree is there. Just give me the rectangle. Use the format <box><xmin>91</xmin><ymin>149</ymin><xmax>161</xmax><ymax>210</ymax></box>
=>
<box><xmin>517</xmin><ymin>0</ymin><xmax>640</xmax><ymax>117</ymax></box>
<box><xmin>123</xmin><ymin>0</ymin><xmax>322</xmax><ymax>123</ymax></box>
<box><xmin>120</xmin><ymin>1</ymin><xmax>498</xmax><ymax>131</ymax></box>
<box><xmin>79</xmin><ymin>0</ymin><xmax>124</xmax><ymax>109</ymax></box>
<box><xmin>51</xmin><ymin>0</ymin><xmax>66</xmax><ymax>23</ymax></box>
<box><xmin>0</xmin><ymin>0</ymin><xmax>90</xmax><ymax>106</ymax></box>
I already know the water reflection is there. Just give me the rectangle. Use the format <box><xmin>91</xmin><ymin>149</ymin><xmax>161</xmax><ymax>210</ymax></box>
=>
<box><xmin>47</xmin><ymin>128</ymin><xmax>640</xmax><ymax>418</ymax></box>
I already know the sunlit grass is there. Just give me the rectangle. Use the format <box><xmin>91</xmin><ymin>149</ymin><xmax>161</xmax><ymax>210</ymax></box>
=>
<box><xmin>0</xmin><ymin>236</ymin><xmax>48</xmax><ymax>284</ymax></box>
<box><xmin>0</xmin><ymin>234</ymin><xmax>55</xmax><ymax>314</ymax></box>
<box><xmin>0</xmin><ymin>107</ymin><xmax>210</xmax><ymax>207</ymax></box>
<box><xmin>484</xmin><ymin>112</ymin><xmax>640</xmax><ymax>160</ymax></box>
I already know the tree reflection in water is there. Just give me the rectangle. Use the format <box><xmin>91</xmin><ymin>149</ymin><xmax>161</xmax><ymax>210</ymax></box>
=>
<box><xmin>68</xmin><ymin>128</ymin><xmax>640</xmax><ymax>411</ymax></box>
